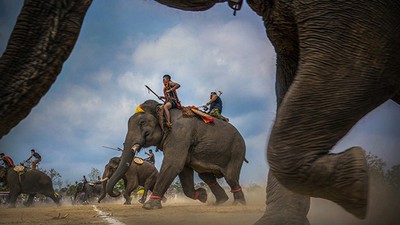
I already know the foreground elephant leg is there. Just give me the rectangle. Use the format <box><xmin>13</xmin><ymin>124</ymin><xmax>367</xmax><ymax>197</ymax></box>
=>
<box><xmin>199</xmin><ymin>173</ymin><xmax>228</xmax><ymax>205</ymax></box>
<box><xmin>254</xmin><ymin>173</ymin><xmax>310</xmax><ymax>225</ymax></box>
<box><xmin>0</xmin><ymin>0</ymin><xmax>93</xmax><ymax>138</ymax></box>
<box><xmin>267</xmin><ymin>65</ymin><xmax>400</xmax><ymax>218</ymax></box>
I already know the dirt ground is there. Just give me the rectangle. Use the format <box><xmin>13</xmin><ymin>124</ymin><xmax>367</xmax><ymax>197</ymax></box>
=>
<box><xmin>1</xmin><ymin>184</ymin><xmax>399</xmax><ymax>225</ymax></box>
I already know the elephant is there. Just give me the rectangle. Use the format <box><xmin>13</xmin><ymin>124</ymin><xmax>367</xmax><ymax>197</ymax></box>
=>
<box><xmin>0</xmin><ymin>165</ymin><xmax>60</xmax><ymax>207</ymax></box>
<box><xmin>0</xmin><ymin>0</ymin><xmax>399</xmax><ymax>224</ymax></box>
<box><xmin>98</xmin><ymin>156</ymin><xmax>158</xmax><ymax>205</ymax></box>
<box><xmin>73</xmin><ymin>181</ymin><xmax>102</xmax><ymax>204</ymax></box>
<box><xmin>106</xmin><ymin>100</ymin><xmax>247</xmax><ymax>209</ymax></box>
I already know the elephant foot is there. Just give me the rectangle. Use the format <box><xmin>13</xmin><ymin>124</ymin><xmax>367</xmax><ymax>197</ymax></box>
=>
<box><xmin>232</xmin><ymin>189</ymin><xmax>246</xmax><ymax>205</ymax></box>
<box><xmin>138</xmin><ymin>198</ymin><xmax>145</xmax><ymax>204</ymax></box>
<box><xmin>215</xmin><ymin>195</ymin><xmax>229</xmax><ymax>205</ymax></box>
<box><xmin>142</xmin><ymin>198</ymin><xmax>162</xmax><ymax>210</ymax></box>
<box><xmin>123</xmin><ymin>201</ymin><xmax>131</xmax><ymax>205</ymax></box>
<box><xmin>330</xmin><ymin>147</ymin><xmax>368</xmax><ymax>219</ymax></box>
<box><xmin>306</xmin><ymin>147</ymin><xmax>368</xmax><ymax>219</ymax></box>
<box><xmin>195</xmin><ymin>188</ymin><xmax>207</xmax><ymax>203</ymax></box>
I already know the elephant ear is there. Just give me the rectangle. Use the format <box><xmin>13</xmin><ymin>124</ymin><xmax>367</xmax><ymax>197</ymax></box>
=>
<box><xmin>140</xmin><ymin>100</ymin><xmax>161</xmax><ymax>116</ymax></box>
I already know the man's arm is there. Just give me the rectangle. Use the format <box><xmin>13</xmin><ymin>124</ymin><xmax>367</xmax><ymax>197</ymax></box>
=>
<box><xmin>26</xmin><ymin>154</ymin><xmax>33</xmax><ymax>161</ymax></box>
<box><xmin>167</xmin><ymin>81</ymin><xmax>180</xmax><ymax>92</ymax></box>
<box><xmin>207</xmin><ymin>94</ymin><xmax>218</xmax><ymax>105</ymax></box>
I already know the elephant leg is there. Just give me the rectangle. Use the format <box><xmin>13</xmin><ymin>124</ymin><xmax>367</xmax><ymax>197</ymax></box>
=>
<box><xmin>222</xmin><ymin>166</ymin><xmax>246</xmax><ymax>205</ymax></box>
<box><xmin>46</xmin><ymin>192</ymin><xmax>60</xmax><ymax>206</ymax></box>
<box><xmin>267</xmin><ymin>65</ymin><xmax>399</xmax><ymax>218</ymax></box>
<box><xmin>143</xmin><ymin>150</ymin><xmax>188</xmax><ymax>210</ymax></box>
<box><xmin>124</xmin><ymin>179</ymin><xmax>138</xmax><ymax>205</ymax></box>
<box><xmin>7</xmin><ymin>190</ymin><xmax>20</xmax><ymax>208</ymax></box>
<box><xmin>178</xmin><ymin>166</ymin><xmax>207</xmax><ymax>203</ymax></box>
<box><xmin>24</xmin><ymin>194</ymin><xmax>36</xmax><ymax>207</ymax></box>
<box><xmin>198</xmin><ymin>173</ymin><xmax>228</xmax><ymax>205</ymax></box>
<box><xmin>254</xmin><ymin>173</ymin><xmax>310</xmax><ymax>225</ymax></box>
<box><xmin>141</xmin><ymin>172</ymin><xmax>157</xmax><ymax>204</ymax></box>
<box><xmin>97</xmin><ymin>181</ymin><xmax>107</xmax><ymax>203</ymax></box>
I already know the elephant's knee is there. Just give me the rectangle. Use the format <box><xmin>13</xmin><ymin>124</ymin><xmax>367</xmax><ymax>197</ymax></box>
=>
<box><xmin>267</xmin><ymin>139</ymin><xmax>307</xmax><ymax>189</ymax></box>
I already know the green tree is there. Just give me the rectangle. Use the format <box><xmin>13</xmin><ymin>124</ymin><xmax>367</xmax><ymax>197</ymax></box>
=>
<box><xmin>169</xmin><ymin>179</ymin><xmax>183</xmax><ymax>194</ymax></box>
<box><xmin>44</xmin><ymin>168</ymin><xmax>63</xmax><ymax>190</ymax></box>
<box><xmin>88</xmin><ymin>168</ymin><xmax>101</xmax><ymax>182</ymax></box>
<box><xmin>365</xmin><ymin>151</ymin><xmax>386</xmax><ymax>177</ymax></box>
<box><xmin>386</xmin><ymin>164</ymin><xmax>400</xmax><ymax>191</ymax></box>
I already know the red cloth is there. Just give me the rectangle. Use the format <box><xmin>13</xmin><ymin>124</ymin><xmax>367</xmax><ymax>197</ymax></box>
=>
<box><xmin>2</xmin><ymin>156</ymin><xmax>15</xmax><ymax>168</ymax></box>
<box><xmin>186</xmin><ymin>106</ymin><xmax>215</xmax><ymax>123</ymax></box>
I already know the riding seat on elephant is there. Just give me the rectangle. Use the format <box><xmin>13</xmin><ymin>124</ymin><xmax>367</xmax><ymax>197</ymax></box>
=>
<box><xmin>0</xmin><ymin>165</ymin><xmax>60</xmax><ymax>208</ymax></box>
<box><xmin>98</xmin><ymin>156</ymin><xmax>159</xmax><ymax>205</ymax></box>
<box><xmin>106</xmin><ymin>100</ymin><xmax>247</xmax><ymax>209</ymax></box>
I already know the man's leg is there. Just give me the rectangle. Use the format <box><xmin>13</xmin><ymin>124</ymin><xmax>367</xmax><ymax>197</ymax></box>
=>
<box><xmin>163</xmin><ymin>102</ymin><xmax>172</xmax><ymax>127</ymax></box>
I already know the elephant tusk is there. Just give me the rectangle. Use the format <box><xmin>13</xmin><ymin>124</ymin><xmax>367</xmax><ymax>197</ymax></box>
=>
<box><xmin>131</xmin><ymin>144</ymin><xmax>140</xmax><ymax>153</ymax></box>
<box><xmin>99</xmin><ymin>177</ymin><xmax>109</xmax><ymax>182</ymax></box>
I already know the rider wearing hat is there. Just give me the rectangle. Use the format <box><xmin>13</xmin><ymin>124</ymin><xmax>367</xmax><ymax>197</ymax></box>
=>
<box><xmin>206</xmin><ymin>91</ymin><xmax>229</xmax><ymax>122</ymax></box>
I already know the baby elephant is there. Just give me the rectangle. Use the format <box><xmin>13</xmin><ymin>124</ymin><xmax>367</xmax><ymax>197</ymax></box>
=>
<box><xmin>98</xmin><ymin>157</ymin><xmax>158</xmax><ymax>204</ymax></box>
<box><xmin>0</xmin><ymin>165</ymin><xmax>60</xmax><ymax>207</ymax></box>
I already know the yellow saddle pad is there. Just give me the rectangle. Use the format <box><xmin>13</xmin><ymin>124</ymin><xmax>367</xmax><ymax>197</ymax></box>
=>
<box><xmin>13</xmin><ymin>165</ymin><xmax>25</xmax><ymax>172</ymax></box>
<box><xmin>133</xmin><ymin>157</ymin><xmax>144</xmax><ymax>165</ymax></box>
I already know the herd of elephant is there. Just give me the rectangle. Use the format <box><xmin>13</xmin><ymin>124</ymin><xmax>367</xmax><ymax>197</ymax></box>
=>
<box><xmin>0</xmin><ymin>131</ymin><xmax>246</xmax><ymax>208</ymax></box>
<box><xmin>0</xmin><ymin>0</ymin><xmax>399</xmax><ymax>225</ymax></box>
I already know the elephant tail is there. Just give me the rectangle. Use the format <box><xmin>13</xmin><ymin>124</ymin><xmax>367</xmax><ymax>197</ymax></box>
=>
<box><xmin>244</xmin><ymin>158</ymin><xmax>249</xmax><ymax>163</ymax></box>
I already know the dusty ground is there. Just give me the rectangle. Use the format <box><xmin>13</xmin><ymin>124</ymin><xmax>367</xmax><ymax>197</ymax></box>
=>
<box><xmin>1</xmin><ymin>184</ymin><xmax>399</xmax><ymax>225</ymax></box>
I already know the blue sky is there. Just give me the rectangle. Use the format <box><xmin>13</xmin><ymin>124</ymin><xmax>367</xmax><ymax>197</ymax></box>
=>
<box><xmin>0</xmin><ymin>0</ymin><xmax>399</xmax><ymax>186</ymax></box>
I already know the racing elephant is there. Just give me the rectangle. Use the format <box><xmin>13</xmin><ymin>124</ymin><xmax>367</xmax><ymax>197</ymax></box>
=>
<box><xmin>73</xmin><ymin>181</ymin><xmax>102</xmax><ymax>205</ymax></box>
<box><xmin>1</xmin><ymin>0</ymin><xmax>399</xmax><ymax>224</ymax></box>
<box><xmin>0</xmin><ymin>165</ymin><xmax>60</xmax><ymax>207</ymax></box>
<box><xmin>98</xmin><ymin>156</ymin><xmax>158</xmax><ymax>205</ymax></box>
<box><xmin>106</xmin><ymin>100</ymin><xmax>247</xmax><ymax>209</ymax></box>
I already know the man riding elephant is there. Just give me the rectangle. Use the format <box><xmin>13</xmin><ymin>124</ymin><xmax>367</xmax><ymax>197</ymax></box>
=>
<box><xmin>0</xmin><ymin>165</ymin><xmax>60</xmax><ymax>207</ymax></box>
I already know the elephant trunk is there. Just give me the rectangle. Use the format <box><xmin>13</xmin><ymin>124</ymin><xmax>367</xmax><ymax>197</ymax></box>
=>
<box><xmin>106</xmin><ymin>144</ymin><xmax>140</xmax><ymax>197</ymax></box>
<box><xmin>97</xmin><ymin>173</ymin><xmax>109</xmax><ymax>203</ymax></box>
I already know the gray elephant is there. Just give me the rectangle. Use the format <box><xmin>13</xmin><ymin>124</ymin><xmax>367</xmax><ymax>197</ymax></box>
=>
<box><xmin>73</xmin><ymin>181</ymin><xmax>102</xmax><ymax>205</ymax></box>
<box><xmin>0</xmin><ymin>165</ymin><xmax>60</xmax><ymax>207</ymax></box>
<box><xmin>0</xmin><ymin>0</ymin><xmax>399</xmax><ymax>225</ymax></box>
<box><xmin>98</xmin><ymin>156</ymin><xmax>158</xmax><ymax>204</ymax></box>
<box><xmin>106</xmin><ymin>100</ymin><xmax>247</xmax><ymax>209</ymax></box>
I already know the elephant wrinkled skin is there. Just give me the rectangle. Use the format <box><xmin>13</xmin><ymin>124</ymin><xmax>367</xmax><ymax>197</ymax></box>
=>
<box><xmin>0</xmin><ymin>0</ymin><xmax>399</xmax><ymax>224</ymax></box>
